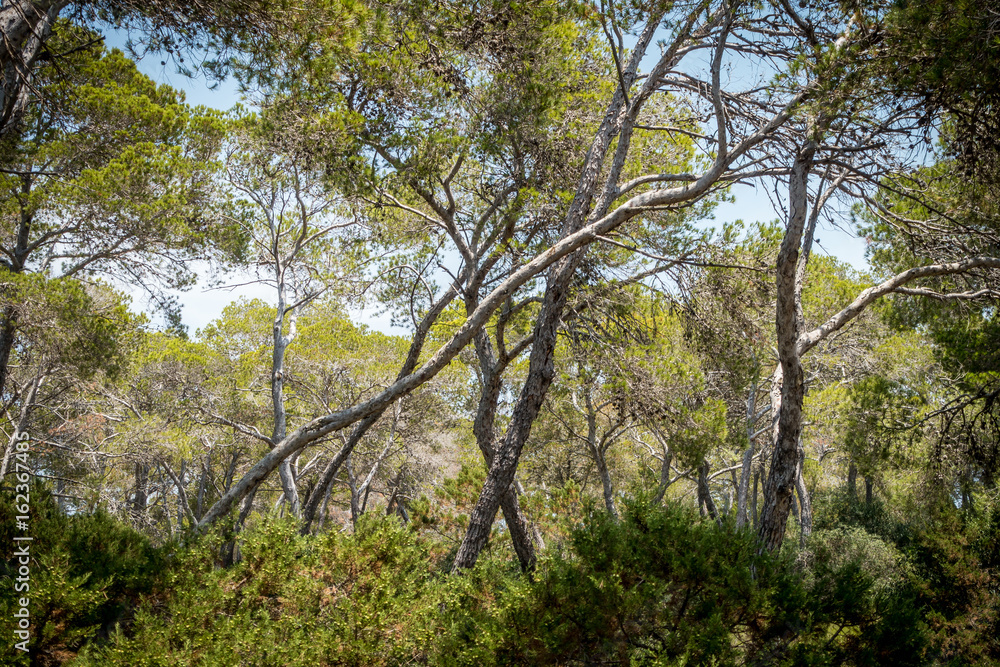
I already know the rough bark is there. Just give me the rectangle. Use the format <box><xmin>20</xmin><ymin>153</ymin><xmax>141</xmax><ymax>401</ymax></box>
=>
<box><xmin>0</xmin><ymin>1</ymin><xmax>67</xmax><ymax>139</ymax></box>
<box><xmin>653</xmin><ymin>446</ymin><xmax>674</xmax><ymax>505</ymax></box>
<box><xmin>758</xmin><ymin>140</ymin><xmax>816</xmax><ymax>553</ymax></box>
<box><xmin>451</xmin><ymin>9</ymin><xmax>680</xmax><ymax>572</ymax></box>
<box><xmin>470</xmin><ymin>329</ymin><xmax>539</xmax><ymax>571</ymax></box>
<box><xmin>451</xmin><ymin>272</ymin><xmax>571</xmax><ymax>571</ymax></box>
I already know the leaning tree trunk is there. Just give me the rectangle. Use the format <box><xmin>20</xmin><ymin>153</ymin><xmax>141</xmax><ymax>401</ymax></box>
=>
<box><xmin>450</xmin><ymin>10</ymin><xmax>671</xmax><ymax>572</ymax></box>
<box><xmin>593</xmin><ymin>446</ymin><xmax>618</xmax><ymax>521</ymax></box>
<box><xmin>697</xmin><ymin>459</ymin><xmax>719</xmax><ymax>521</ymax></box>
<box><xmin>470</xmin><ymin>330</ymin><xmax>539</xmax><ymax>571</ymax></box>
<box><xmin>451</xmin><ymin>266</ymin><xmax>573</xmax><ymax>571</ymax></box>
<box><xmin>0</xmin><ymin>372</ymin><xmax>43</xmax><ymax>480</ymax></box>
<box><xmin>300</xmin><ymin>418</ymin><xmax>373</xmax><ymax>532</ymax></box>
<box><xmin>758</xmin><ymin>140</ymin><xmax>816</xmax><ymax>553</ymax></box>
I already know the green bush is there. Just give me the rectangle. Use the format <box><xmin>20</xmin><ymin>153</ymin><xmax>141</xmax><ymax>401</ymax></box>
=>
<box><xmin>77</xmin><ymin>514</ymin><xmax>460</xmax><ymax>666</ymax></box>
<box><xmin>0</xmin><ymin>484</ymin><xmax>165</xmax><ymax>666</ymax></box>
<box><xmin>12</xmin><ymin>491</ymin><xmax>994</xmax><ymax>665</ymax></box>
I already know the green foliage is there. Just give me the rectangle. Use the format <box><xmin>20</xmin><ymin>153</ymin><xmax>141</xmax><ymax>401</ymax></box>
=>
<box><xmin>65</xmin><ymin>501</ymin><xmax>956</xmax><ymax>666</ymax></box>
<box><xmin>0</xmin><ymin>21</ymin><xmax>243</xmax><ymax>286</ymax></box>
<box><xmin>0</xmin><ymin>275</ymin><xmax>141</xmax><ymax>381</ymax></box>
<box><xmin>77</xmin><ymin>515</ymin><xmax>453</xmax><ymax>666</ymax></box>
<box><xmin>0</xmin><ymin>484</ymin><xmax>165</xmax><ymax>665</ymax></box>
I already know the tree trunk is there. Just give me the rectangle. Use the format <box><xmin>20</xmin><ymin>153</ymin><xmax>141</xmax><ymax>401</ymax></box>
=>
<box><xmin>796</xmin><ymin>448</ymin><xmax>812</xmax><ymax>546</ymax></box>
<box><xmin>301</xmin><ymin>417</ymin><xmax>376</xmax><ymax>532</ymax></box>
<box><xmin>469</xmin><ymin>329</ymin><xmax>539</xmax><ymax>570</ymax></box>
<box><xmin>758</xmin><ymin>140</ymin><xmax>816</xmax><ymax>553</ymax></box>
<box><xmin>0</xmin><ymin>182</ymin><xmax>37</xmax><ymax>401</ymax></box>
<box><xmin>0</xmin><ymin>372</ymin><xmax>42</xmax><ymax>480</ymax></box>
<box><xmin>196</xmin><ymin>455</ymin><xmax>209</xmax><ymax>521</ymax></box>
<box><xmin>583</xmin><ymin>384</ymin><xmax>619</xmax><ymax>521</ymax></box>
<box><xmin>132</xmin><ymin>463</ymin><xmax>149</xmax><ymax>519</ymax></box>
<box><xmin>222</xmin><ymin>487</ymin><xmax>257</xmax><ymax>567</ymax></box>
<box><xmin>736</xmin><ymin>380</ymin><xmax>758</xmax><ymax>527</ymax></box>
<box><xmin>346</xmin><ymin>454</ymin><xmax>360</xmax><ymax>528</ymax></box>
<box><xmin>176</xmin><ymin>460</ymin><xmax>186</xmax><ymax>529</ymax></box>
<box><xmin>653</xmin><ymin>445</ymin><xmax>674</xmax><ymax>505</ymax></box>
<box><xmin>452</xmin><ymin>270</ymin><xmax>571</xmax><ymax>571</ymax></box>
<box><xmin>0</xmin><ymin>307</ymin><xmax>17</xmax><ymax>402</ymax></box>
<box><xmin>317</xmin><ymin>476</ymin><xmax>333</xmax><ymax>530</ymax></box>
<box><xmin>697</xmin><ymin>459</ymin><xmax>719</xmax><ymax>521</ymax></box>
<box><xmin>0</xmin><ymin>1</ymin><xmax>67</xmax><ymax>138</ymax></box>
<box><xmin>271</xmin><ymin>290</ymin><xmax>300</xmax><ymax>516</ymax></box>
<box><xmin>450</xmin><ymin>12</ymin><xmax>671</xmax><ymax>571</ymax></box>
<box><xmin>594</xmin><ymin>445</ymin><xmax>618</xmax><ymax>520</ymax></box>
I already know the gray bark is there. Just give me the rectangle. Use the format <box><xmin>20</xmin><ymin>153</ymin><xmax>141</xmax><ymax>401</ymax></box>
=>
<box><xmin>196</xmin><ymin>454</ymin><xmax>209</xmax><ymax>521</ymax></box>
<box><xmin>650</xmin><ymin>426</ymin><xmax>674</xmax><ymax>505</ymax></box>
<box><xmin>272</xmin><ymin>269</ymin><xmax>300</xmax><ymax>516</ymax></box>
<box><xmin>736</xmin><ymin>374</ymin><xmax>771</xmax><ymax>528</ymax></box>
<box><xmin>580</xmin><ymin>385</ymin><xmax>620</xmax><ymax>522</ymax></box>
<box><xmin>0</xmin><ymin>372</ymin><xmax>42</xmax><ymax>480</ymax></box>
<box><xmin>470</xmin><ymin>327</ymin><xmax>539</xmax><ymax>571</ymax></box>
<box><xmin>758</xmin><ymin>139</ymin><xmax>816</xmax><ymax>553</ymax></box>
<box><xmin>451</xmin><ymin>8</ymin><xmax>694</xmax><ymax>572</ymax></box>
<box><xmin>0</xmin><ymin>1</ymin><xmax>67</xmax><ymax>138</ymax></box>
